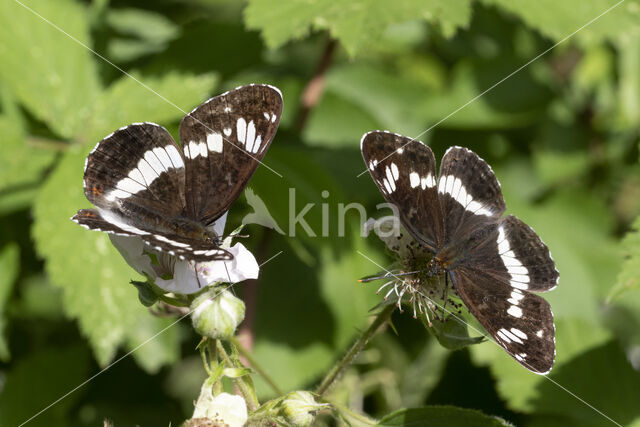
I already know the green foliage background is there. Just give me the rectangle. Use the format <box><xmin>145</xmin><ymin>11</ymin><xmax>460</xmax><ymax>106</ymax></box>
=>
<box><xmin>1</xmin><ymin>0</ymin><xmax>640</xmax><ymax>425</ymax></box>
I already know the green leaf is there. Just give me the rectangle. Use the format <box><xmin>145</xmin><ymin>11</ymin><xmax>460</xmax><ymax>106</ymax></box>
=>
<box><xmin>302</xmin><ymin>91</ymin><xmax>380</xmax><ymax>147</ymax></box>
<box><xmin>378</xmin><ymin>405</ymin><xmax>511</xmax><ymax>426</ymax></box>
<box><xmin>85</xmin><ymin>71</ymin><xmax>218</xmax><ymax>143</ymax></box>
<box><xmin>245</xmin><ymin>0</ymin><xmax>472</xmax><ymax>57</ymax></box>
<box><xmin>0</xmin><ymin>345</ymin><xmax>90</xmax><ymax>426</ymax></box>
<box><xmin>532</xmin><ymin>341</ymin><xmax>640</xmax><ymax>427</ymax></box>
<box><xmin>251</xmin><ymin>235</ymin><xmax>382</xmax><ymax>395</ymax></box>
<box><xmin>323</xmin><ymin>64</ymin><xmax>434</xmax><ymax>137</ymax></box>
<box><xmin>609</xmin><ymin>215</ymin><xmax>640</xmax><ymax>302</ymax></box>
<box><xmin>106</xmin><ymin>8</ymin><xmax>180</xmax><ymax>62</ymax></box>
<box><xmin>125</xmin><ymin>314</ymin><xmax>180</xmax><ymax>374</ymax></box>
<box><xmin>0</xmin><ymin>107</ymin><xmax>56</xmax><ymax>211</ymax></box>
<box><xmin>483</xmin><ymin>0</ymin><xmax>640</xmax><ymax>46</ymax></box>
<box><xmin>32</xmin><ymin>148</ymin><xmax>177</xmax><ymax>370</ymax></box>
<box><xmin>425</xmin><ymin>316</ymin><xmax>484</xmax><ymax>351</ymax></box>
<box><xmin>32</xmin><ymin>147</ymin><xmax>144</xmax><ymax>365</ymax></box>
<box><xmin>0</xmin><ymin>0</ymin><xmax>100</xmax><ymax>138</ymax></box>
<box><xmin>0</xmin><ymin>243</ymin><xmax>19</xmax><ymax>361</ymax></box>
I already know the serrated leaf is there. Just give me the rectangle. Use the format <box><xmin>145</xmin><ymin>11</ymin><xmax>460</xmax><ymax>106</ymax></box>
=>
<box><xmin>378</xmin><ymin>405</ymin><xmax>511</xmax><ymax>426</ymax></box>
<box><xmin>32</xmin><ymin>147</ymin><xmax>144</xmax><ymax>365</ymax></box>
<box><xmin>483</xmin><ymin>0</ymin><xmax>640</xmax><ymax>46</ymax></box>
<box><xmin>0</xmin><ymin>114</ymin><xmax>56</xmax><ymax>202</ymax></box>
<box><xmin>245</xmin><ymin>0</ymin><xmax>472</xmax><ymax>56</ymax></box>
<box><xmin>0</xmin><ymin>0</ymin><xmax>100</xmax><ymax>138</ymax></box>
<box><xmin>0</xmin><ymin>243</ymin><xmax>19</xmax><ymax>361</ymax></box>
<box><xmin>85</xmin><ymin>71</ymin><xmax>218</xmax><ymax>143</ymax></box>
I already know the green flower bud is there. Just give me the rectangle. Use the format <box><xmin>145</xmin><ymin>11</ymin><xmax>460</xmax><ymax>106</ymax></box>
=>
<box><xmin>281</xmin><ymin>391</ymin><xmax>327</xmax><ymax>426</ymax></box>
<box><xmin>190</xmin><ymin>289</ymin><xmax>245</xmax><ymax>339</ymax></box>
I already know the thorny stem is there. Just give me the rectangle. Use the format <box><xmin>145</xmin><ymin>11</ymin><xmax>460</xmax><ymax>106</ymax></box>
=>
<box><xmin>316</xmin><ymin>304</ymin><xmax>395</xmax><ymax>396</ymax></box>
<box><xmin>216</xmin><ymin>340</ymin><xmax>260</xmax><ymax>411</ymax></box>
<box><xmin>230</xmin><ymin>336</ymin><xmax>283</xmax><ymax>396</ymax></box>
<box><xmin>295</xmin><ymin>36</ymin><xmax>338</xmax><ymax>132</ymax></box>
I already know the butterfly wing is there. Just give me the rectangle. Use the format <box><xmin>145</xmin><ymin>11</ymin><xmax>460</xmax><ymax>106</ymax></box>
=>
<box><xmin>72</xmin><ymin>209</ymin><xmax>232</xmax><ymax>261</ymax></box>
<box><xmin>449</xmin><ymin>215</ymin><xmax>559</xmax><ymax>373</ymax></box>
<box><xmin>179</xmin><ymin>84</ymin><xmax>283</xmax><ymax>225</ymax></box>
<box><xmin>83</xmin><ymin>122</ymin><xmax>187</xmax><ymax>220</ymax></box>
<box><xmin>361</xmin><ymin>131</ymin><xmax>443</xmax><ymax>251</ymax></box>
<box><xmin>437</xmin><ymin>146</ymin><xmax>505</xmax><ymax>250</ymax></box>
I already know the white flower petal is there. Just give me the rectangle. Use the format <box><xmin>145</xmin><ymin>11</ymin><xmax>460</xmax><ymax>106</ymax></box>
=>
<box><xmin>193</xmin><ymin>387</ymin><xmax>248</xmax><ymax>427</ymax></box>
<box><xmin>155</xmin><ymin>260</ymin><xmax>202</xmax><ymax>294</ymax></box>
<box><xmin>207</xmin><ymin>212</ymin><xmax>228</xmax><ymax>237</ymax></box>
<box><xmin>109</xmin><ymin>234</ymin><xmax>155</xmax><ymax>278</ymax></box>
<box><xmin>154</xmin><ymin>243</ymin><xmax>259</xmax><ymax>294</ymax></box>
<box><xmin>201</xmin><ymin>243</ymin><xmax>259</xmax><ymax>284</ymax></box>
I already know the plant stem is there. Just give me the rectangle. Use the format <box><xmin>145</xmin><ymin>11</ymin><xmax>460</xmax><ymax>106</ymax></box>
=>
<box><xmin>230</xmin><ymin>336</ymin><xmax>283</xmax><ymax>396</ymax></box>
<box><xmin>321</xmin><ymin>396</ymin><xmax>378</xmax><ymax>426</ymax></box>
<box><xmin>216</xmin><ymin>340</ymin><xmax>260</xmax><ymax>411</ymax></box>
<box><xmin>316</xmin><ymin>304</ymin><xmax>395</xmax><ymax>396</ymax></box>
<box><xmin>206</xmin><ymin>340</ymin><xmax>223</xmax><ymax>395</ymax></box>
<box><xmin>295</xmin><ymin>36</ymin><xmax>337</xmax><ymax>133</ymax></box>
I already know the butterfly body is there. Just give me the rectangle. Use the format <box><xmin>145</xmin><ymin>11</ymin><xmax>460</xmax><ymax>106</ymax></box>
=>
<box><xmin>73</xmin><ymin>84</ymin><xmax>283</xmax><ymax>262</ymax></box>
<box><xmin>362</xmin><ymin>131</ymin><xmax>559</xmax><ymax>374</ymax></box>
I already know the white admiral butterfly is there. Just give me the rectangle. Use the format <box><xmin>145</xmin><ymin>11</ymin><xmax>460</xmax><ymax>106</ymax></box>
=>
<box><xmin>72</xmin><ymin>84</ymin><xmax>283</xmax><ymax>262</ymax></box>
<box><xmin>361</xmin><ymin>131</ymin><xmax>559</xmax><ymax>374</ymax></box>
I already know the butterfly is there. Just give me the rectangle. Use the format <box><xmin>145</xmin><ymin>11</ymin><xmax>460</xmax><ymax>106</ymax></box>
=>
<box><xmin>361</xmin><ymin>131</ymin><xmax>559</xmax><ymax>374</ymax></box>
<box><xmin>72</xmin><ymin>84</ymin><xmax>283</xmax><ymax>262</ymax></box>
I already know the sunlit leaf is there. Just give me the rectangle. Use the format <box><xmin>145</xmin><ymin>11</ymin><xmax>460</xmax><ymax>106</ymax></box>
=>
<box><xmin>245</xmin><ymin>0</ymin><xmax>472</xmax><ymax>56</ymax></box>
<box><xmin>0</xmin><ymin>0</ymin><xmax>100</xmax><ymax>138</ymax></box>
<box><xmin>0</xmin><ymin>243</ymin><xmax>19</xmax><ymax>361</ymax></box>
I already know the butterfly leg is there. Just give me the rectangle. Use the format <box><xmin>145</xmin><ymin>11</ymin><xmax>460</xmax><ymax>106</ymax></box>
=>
<box><xmin>441</xmin><ymin>273</ymin><xmax>450</xmax><ymax>320</ymax></box>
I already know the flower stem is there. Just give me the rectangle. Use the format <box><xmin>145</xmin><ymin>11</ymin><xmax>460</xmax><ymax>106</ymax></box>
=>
<box><xmin>207</xmin><ymin>340</ymin><xmax>223</xmax><ymax>395</ymax></box>
<box><xmin>230</xmin><ymin>336</ymin><xmax>283</xmax><ymax>396</ymax></box>
<box><xmin>316</xmin><ymin>304</ymin><xmax>395</xmax><ymax>396</ymax></box>
<box><xmin>321</xmin><ymin>396</ymin><xmax>378</xmax><ymax>425</ymax></box>
<box><xmin>216</xmin><ymin>340</ymin><xmax>260</xmax><ymax>411</ymax></box>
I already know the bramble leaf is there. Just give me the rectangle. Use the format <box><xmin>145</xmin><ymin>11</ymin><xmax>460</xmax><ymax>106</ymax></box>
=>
<box><xmin>0</xmin><ymin>0</ymin><xmax>100</xmax><ymax>138</ymax></box>
<box><xmin>245</xmin><ymin>0</ymin><xmax>472</xmax><ymax>56</ymax></box>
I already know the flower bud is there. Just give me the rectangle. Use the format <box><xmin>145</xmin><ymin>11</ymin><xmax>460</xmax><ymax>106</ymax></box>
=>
<box><xmin>190</xmin><ymin>289</ymin><xmax>245</xmax><ymax>339</ymax></box>
<box><xmin>281</xmin><ymin>391</ymin><xmax>327</xmax><ymax>426</ymax></box>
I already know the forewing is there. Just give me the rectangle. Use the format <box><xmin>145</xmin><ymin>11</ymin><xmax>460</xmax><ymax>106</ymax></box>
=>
<box><xmin>72</xmin><ymin>209</ymin><xmax>232</xmax><ymax>262</ymax></box>
<box><xmin>437</xmin><ymin>146</ymin><xmax>505</xmax><ymax>248</ymax></box>
<box><xmin>361</xmin><ymin>131</ymin><xmax>443</xmax><ymax>251</ymax></box>
<box><xmin>450</xmin><ymin>267</ymin><xmax>555</xmax><ymax>374</ymax></box>
<box><xmin>180</xmin><ymin>84</ymin><xmax>283</xmax><ymax>225</ymax></box>
<box><xmin>84</xmin><ymin>123</ymin><xmax>186</xmax><ymax>217</ymax></box>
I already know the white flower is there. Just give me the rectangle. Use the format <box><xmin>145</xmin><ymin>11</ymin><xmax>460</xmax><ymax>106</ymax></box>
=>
<box><xmin>364</xmin><ymin>214</ymin><xmax>443</xmax><ymax>320</ymax></box>
<box><xmin>109</xmin><ymin>212</ymin><xmax>259</xmax><ymax>295</ymax></box>
<box><xmin>192</xmin><ymin>385</ymin><xmax>248</xmax><ymax>427</ymax></box>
